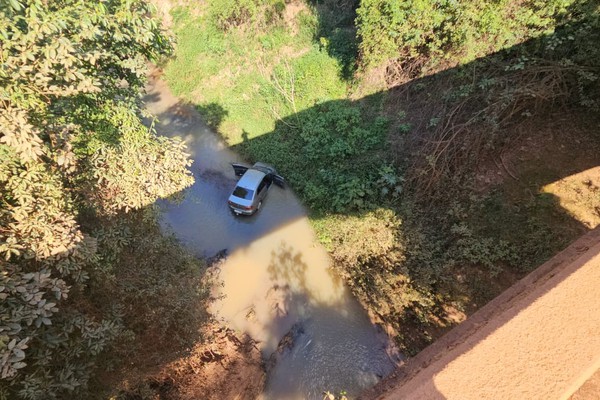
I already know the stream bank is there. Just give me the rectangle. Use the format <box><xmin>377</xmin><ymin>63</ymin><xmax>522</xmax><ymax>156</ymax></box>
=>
<box><xmin>119</xmin><ymin>323</ymin><xmax>266</xmax><ymax>400</ymax></box>
<box><xmin>143</xmin><ymin>72</ymin><xmax>398</xmax><ymax>399</ymax></box>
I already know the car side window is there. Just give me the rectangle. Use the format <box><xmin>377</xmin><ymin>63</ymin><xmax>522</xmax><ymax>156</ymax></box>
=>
<box><xmin>257</xmin><ymin>178</ymin><xmax>267</xmax><ymax>194</ymax></box>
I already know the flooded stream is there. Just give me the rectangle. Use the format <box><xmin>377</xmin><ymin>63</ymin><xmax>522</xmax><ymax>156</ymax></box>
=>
<box><xmin>144</xmin><ymin>77</ymin><xmax>396</xmax><ymax>399</ymax></box>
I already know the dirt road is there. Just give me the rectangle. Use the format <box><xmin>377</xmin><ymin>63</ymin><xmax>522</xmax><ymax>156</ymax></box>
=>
<box><xmin>366</xmin><ymin>227</ymin><xmax>600</xmax><ymax>400</ymax></box>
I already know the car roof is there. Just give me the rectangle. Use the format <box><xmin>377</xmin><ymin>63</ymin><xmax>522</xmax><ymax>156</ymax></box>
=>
<box><xmin>237</xmin><ymin>168</ymin><xmax>266</xmax><ymax>190</ymax></box>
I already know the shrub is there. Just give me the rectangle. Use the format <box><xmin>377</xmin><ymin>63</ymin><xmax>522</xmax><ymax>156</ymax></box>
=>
<box><xmin>210</xmin><ymin>0</ymin><xmax>286</xmax><ymax>31</ymax></box>
<box><xmin>242</xmin><ymin>100</ymin><xmax>392</xmax><ymax>213</ymax></box>
<box><xmin>356</xmin><ymin>0</ymin><xmax>578</xmax><ymax>76</ymax></box>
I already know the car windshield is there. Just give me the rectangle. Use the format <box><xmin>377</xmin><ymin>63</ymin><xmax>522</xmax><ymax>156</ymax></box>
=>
<box><xmin>233</xmin><ymin>186</ymin><xmax>254</xmax><ymax>200</ymax></box>
<box><xmin>253</xmin><ymin>165</ymin><xmax>272</xmax><ymax>174</ymax></box>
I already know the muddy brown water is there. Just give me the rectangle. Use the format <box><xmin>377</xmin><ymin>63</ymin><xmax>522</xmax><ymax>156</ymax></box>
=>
<box><xmin>144</xmin><ymin>77</ymin><xmax>397</xmax><ymax>399</ymax></box>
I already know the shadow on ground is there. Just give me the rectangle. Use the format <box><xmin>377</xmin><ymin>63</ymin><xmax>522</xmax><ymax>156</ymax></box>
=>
<box><xmin>119</xmin><ymin>1</ymin><xmax>600</xmax><ymax>398</ymax></box>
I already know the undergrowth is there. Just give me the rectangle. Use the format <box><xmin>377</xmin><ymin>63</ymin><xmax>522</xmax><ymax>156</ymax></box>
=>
<box><xmin>85</xmin><ymin>208</ymin><xmax>211</xmax><ymax>398</ymax></box>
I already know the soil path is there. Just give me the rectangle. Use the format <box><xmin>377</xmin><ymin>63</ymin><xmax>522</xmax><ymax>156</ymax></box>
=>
<box><xmin>365</xmin><ymin>227</ymin><xmax>600</xmax><ymax>400</ymax></box>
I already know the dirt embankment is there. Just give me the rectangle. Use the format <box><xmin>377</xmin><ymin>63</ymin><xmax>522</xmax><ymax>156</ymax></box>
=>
<box><xmin>154</xmin><ymin>326</ymin><xmax>265</xmax><ymax>400</ymax></box>
<box><xmin>119</xmin><ymin>252</ymin><xmax>266</xmax><ymax>400</ymax></box>
<box><xmin>120</xmin><ymin>324</ymin><xmax>266</xmax><ymax>400</ymax></box>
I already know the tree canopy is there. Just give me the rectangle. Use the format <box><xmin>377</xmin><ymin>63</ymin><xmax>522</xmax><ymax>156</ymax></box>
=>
<box><xmin>0</xmin><ymin>0</ymin><xmax>194</xmax><ymax>397</ymax></box>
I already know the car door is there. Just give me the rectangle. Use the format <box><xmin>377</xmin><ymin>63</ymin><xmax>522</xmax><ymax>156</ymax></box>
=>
<box><xmin>256</xmin><ymin>177</ymin><xmax>268</xmax><ymax>202</ymax></box>
<box><xmin>231</xmin><ymin>163</ymin><xmax>249</xmax><ymax>177</ymax></box>
<box><xmin>272</xmin><ymin>173</ymin><xmax>286</xmax><ymax>188</ymax></box>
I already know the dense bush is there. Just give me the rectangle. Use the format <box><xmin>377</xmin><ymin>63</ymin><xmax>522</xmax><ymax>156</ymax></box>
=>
<box><xmin>242</xmin><ymin>101</ymin><xmax>394</xmax><ymax>212</ymax></box>
<box><xmin>399</xmin><ymin>5</ymin><xmax>600</xmax><ymax>196</ymax></box>
<box><xmin>356</xmin><ymin>0</ymin><xmax>577</xmax><ymax>75</ymax></box>
<box><xmin>88</xmin><ymin>212</ymin><xmax>209</xmax><ymax>364</ymax></box>
<box><xmin>0</xmin><ymin>0</ymin><xmax>198</xmax><ymax>398</ymax></box>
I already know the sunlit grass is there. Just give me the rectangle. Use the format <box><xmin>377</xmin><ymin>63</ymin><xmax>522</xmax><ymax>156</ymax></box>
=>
<box><xmin>163</xmin><ymin>4</ymin><xmax>348</xmax><ymax>145</ymax></box>
<box><xmin>543</xmin><ymin>166</ymin><xmax>600</xmax><ymax>229</ymax></box>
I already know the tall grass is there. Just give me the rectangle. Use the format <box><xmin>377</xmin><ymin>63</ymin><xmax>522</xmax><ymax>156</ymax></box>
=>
<box><xmin>164</xmin><ymin>3</ymin><xmax>347</xmax><ymax>144</ymax></box>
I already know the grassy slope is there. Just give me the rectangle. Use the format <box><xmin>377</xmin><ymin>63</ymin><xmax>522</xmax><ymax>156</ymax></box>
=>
<box><xmin>164</xmin><ymin>5</ymin><xmax>347</xmax><ymax>144</ymax></box>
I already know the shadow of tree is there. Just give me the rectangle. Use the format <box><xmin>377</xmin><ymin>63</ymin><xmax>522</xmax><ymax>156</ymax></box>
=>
<box><xmin>307</xmin><ymin>0</ymin><xmax>360</xmax><ymax>80</ymax></box>
<box><xmin>224</xmin><ymin>2</ymin><xmax>600</xmax><ymax>354</ymax></box>
<box><xmin>195</xmin><ymin>102</ymin><xmax>229</xmax><ymax>131</ymax></box>
<box><xmin>122</xmin><ymin>1</ymin><xmax>600</xmax><ymax>398</ymax></box>
<box><xmin>267</xmin><ymin>241</ymin><xmax>310</xmax><ymax>292</ymax></box>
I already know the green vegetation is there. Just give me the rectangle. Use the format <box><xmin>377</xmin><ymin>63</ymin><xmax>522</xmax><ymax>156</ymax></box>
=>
<box><xmin>356</xmin><ymin>0</ymin><xmax>579</xmax><ymax>74</ymax></box>
<box><xmin>243</xmin><ymin>101</ymin><xmax>393</xmax><ymax>211</ymax></box>
<box><xmin>0</xmin><ymin>1</ymin><xmax>207</xmax><ymax>398</ymax></box>
<box><xmin>2</xmin><ymin>1</ymin><xmax>599</xmax><ymax>396</ymax></box>
<box><xmin>165</xmin><ymin>0</ymin><xmax>600</xmax><ymax>355</ymax></box>
<box><xmin>164</xmin><ymin>0</ymin><xmax>348</xmax><ymax>143</ymax></box>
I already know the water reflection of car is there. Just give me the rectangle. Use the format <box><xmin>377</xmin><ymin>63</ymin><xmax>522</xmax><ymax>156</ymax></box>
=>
<box><xmin>228</xmin><ymin>162</ymin><xmax>285</xmax><ymax>215</ymax></box>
